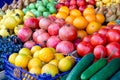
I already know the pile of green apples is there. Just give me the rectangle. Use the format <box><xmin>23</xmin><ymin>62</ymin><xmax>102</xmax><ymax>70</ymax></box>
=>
<box><xmin>23</xmin><ymin>0</ymin><xmax>57</xmax><ymax>17</ymax></box>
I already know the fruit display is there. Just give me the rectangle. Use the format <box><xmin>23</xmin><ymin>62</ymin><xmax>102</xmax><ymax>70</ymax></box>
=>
<box><xmin>8</xmin><ymin>46</ymin><xmax>76</xmax><ymax>78</ymax></box>
<box><xmin>96</xmin><ymin>0</ymin><xmax>120</xmax><ymax>7</ymax></box>
<box><xmin>95</xmin><ymin>3</ymin><xmax>120</xmax><ymax>22</ymax></box>
<box><xmin>0</xmin><ymin>35</ymin><xmax>23</xmax><ymax>71</ymax></box>
<box><xmin>77</xmin><ymin>23</ymin><xmax>120</xmax><ymax>61</ymax></box>
<box><xmin>1</xmin><ymin>0</ymin><xmax>37</xmax><ymax>11</ymax></box>
<box><xmin>23</xmin><ymin>0</ymin><xmax>57</xmax><ymax>17</ymax></box>
<box><xmin>0</xmin><ymin>0</ymin><xmax>120</xmax><ymax>80</ymax></box>
<box><xmin>65</xmin><ymin>54</ymin><xmax>120</xmax><ymax>80</ymax></box>
<box><xmin>16</xmin><ymin>16</ymin><xmax>79</xmax><ymax>55</ymax></box>
<box><xmin>56</xmin><ymin>6</ymin><xmax>105</xmax><ymax>36</ymax></box>
<box><xmin>56</xmin><ymin>0</ymin><xmax>96</xmax><ymax>12</ymax></box>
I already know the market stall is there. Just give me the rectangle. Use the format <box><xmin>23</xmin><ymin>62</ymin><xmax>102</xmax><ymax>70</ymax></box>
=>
<box><xmin>0</xmin><ymin>0</ymin><xmax>120</xmax><ymax>80</ymax></box>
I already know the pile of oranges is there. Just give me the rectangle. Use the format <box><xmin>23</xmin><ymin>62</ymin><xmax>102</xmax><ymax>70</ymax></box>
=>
<box><xmin>55</xmin><ymin>6</ymin><xmax>105</xmax><ymax>39</ymax></box>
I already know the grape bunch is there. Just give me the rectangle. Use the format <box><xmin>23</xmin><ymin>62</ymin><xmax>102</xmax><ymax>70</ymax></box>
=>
<box><xmin>0</xmin><ymin>35</ymin><xmax>23</xmax><ymax>71</ymax></box>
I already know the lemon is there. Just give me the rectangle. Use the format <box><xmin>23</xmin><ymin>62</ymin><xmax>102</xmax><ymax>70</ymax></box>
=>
<box><xmin>49</xmin><ymin>59</ymin><xmax>59</xmax><ymax>67</ymax></box>
<box><xmin>28</xmin><ymin>57</ymin><xmax>42</xmax><ymax>70</ymax></box>
<box><xmin>33</xmin><ymin>50</ymin><xmax>40</xmax><ymax>58</ymax></box>
<box><xmin>54</xmin><ymin>53</ymin><xmax>64</xmax><ymax>61</ymax></box>
<box><xmin>29</xmin><ymin>66</ymin><xmax>41</xmax><ymax>75</ymax></box>
<box><xmin>19</xmin><ymin>48</ymin><xmax>32</xmax><ymax>56</ymax></box>
<box><xmin>41</xmin><ymin>64</ymin><xmax>59</xmax><ymax>77</ymax></box>
<box><xmin>8</xmin><ymin>53</ymin><xmax>18</xmax><ymax>65</ymax></box>
<box><xmin>31</xmin><ymin>46</ymin><xmax>41</xmax><ymax>55</ymax></box>
<box><xmin>14</xmin><ymin>9</ymin><xmax>24</xmax><ymax>17</ymax></box>
<box><xmin>15</xmin><ymin>54</ymin><xmax>31</xmax><ymax>68</ymax></box>
<box><xmin>39</xmin><ymin>48</ymin><xmax>54</xmax><ymax>63</ymax></box>
<box><xmin>3</xmin><ymin>16</ymin><xmax>18</xmax><ymax>29</ymax></box>
<box><xmin>102</xmin><ymin>0</ymin><xmax>111</xmax><ymax>4</ymax></box>
<box><xmin>58</xmin><ymin>58</ymin><xmax>73</xmax><ymax>72</ymax></box>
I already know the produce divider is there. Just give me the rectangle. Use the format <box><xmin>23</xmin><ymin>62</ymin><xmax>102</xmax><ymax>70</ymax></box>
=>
<box><xmin>5</xmin><ymin>54</ymin><xmax>80</xmax><ymax>80</ymax></box>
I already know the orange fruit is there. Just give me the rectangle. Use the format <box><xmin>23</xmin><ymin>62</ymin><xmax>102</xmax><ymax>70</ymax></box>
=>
<box><xmin>85</xmin><ymin>14</ymin><xmax>96</xmax><ymax>22</ymax></box>
<box><xmin>39</xmin><ymin>48</ymin><xmax>54</xmax><ymax>63</ymax></box>
<box><xmin>86</xmin><ymin>21</ymin><xmax>101</xmax><ymax>34</ymax></box>
<box><xmin>70</xmin><ymin>9</ymin><xmax>81</xmax><ymax>17</ymax></box>
<box><xmin>77</xmin><ymin>30</ymin><xmax>88</xmax><ymax>39</ymax></box>
<box><xmin>28</xmin><ymin>57</ymin><xmax>42</xmax><ymax>70</ymax></box>
<box><xmin>65</xmin><ymin>15</ymin><xmax>75</xmax><ymax>24</ymax></box>
<box><xmin>29</xmin><ymin>66</ymin><xmax>41</xmax><ymax>75</ymax></box>
<box><xmin>41</xmin><ymin>64</ymin><xmax>59</xmax><ymax>77</ymax></box>
<box><xmin>96</xmin><ymin>14</ymin><xmax>105</xmax><ymax>24</ymax></box>
<box><xmin>59</xmin><ymin>6</ymin><xmax>69</xmax><ymax>15</ymax></box>
<box><xmin>52</xmin><ymin>14</ymin><xmax>56</xmax><ymax>16</ymax></box>
<box><xmin>73</xmin><ymin>16</ymin><xmax>88</xmax><ymax>29</ymax></box>
<box><xmin>83</xmin><ymin>7</ymin><xmax>95</xmax><ymax>16</ymax></box>
<box><xmin>56</xmin><ymin>11</ymin><xmax>68</xmax><ymax>20</ymax></box>
<box><xmin>107</xmin><ymin>21</ymin><xmax>116</xmax><ymax>26</ymax></box>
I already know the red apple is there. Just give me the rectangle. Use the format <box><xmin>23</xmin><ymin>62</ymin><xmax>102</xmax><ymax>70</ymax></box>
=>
<box><xmin>56</xmin><ymin>41</ymin><xmax>75</xmax><ymax>55</ymax></box>
<box><xmin>47</xmin><ymin>36</ymin><xmax>61</xmax><ymax>48</ymax></box>
<box><xmin>33</xmin><ymin>29</ymin><xmax>46</xmax><ymax>43</ymax></box>
<box><xmin>113</xmin><ymin>25</ymin><xmax>120</xmax><ymax>31</ymax></box>
<box><xmin>87</xmin><ymin>0</ymin><xmax>96</xmax><ymax>5</ymax></box>
<box><xmin>94</xmin><ymin>45</ymin><xmax>107</xmax><ymax>59</ymax></box>
<box><xmin>23</xmin><ymin>40</ymin><xmax>35</xmax><ymax>49</ymax></box>
<box><xmin>69</xmin><ymin>5</ymin><xmax>77</xmax><ymax>10</ymax></box>
<box><xmin>82</xmin><ymin>35</ymin><xmax>91</xmax><ymax>43</ymax></box>
<box><xmin>70</xmin><ymin>0</ymin><xmax>76</xmax><ymax>5</ymax></box>
<box><xmin>24</xmin><ymin>17</ymin><xmax>39</xmax><ymax>29</ymax></box>
<box><xmin>37</xmin><ymin>16</ymin><xmax>43</xmax><ymax>21</ymax></box>
<box><xmin>98</xmin><ymin>28</ymin><xmax>109</xmax><ymax>36</ymax></box>
<box><xmin>55</xmin><ymin>18</ymin><xmax>65</xmax><ymax>26</ymax></box>
<box><xmin>91</xmin><ymin>33</ymin><xmax>107</xmax><ymax>47</ymax></box>
<box><xmin>37</xmin><ymin>32</ymin><xmax>50</xmax><ymax>47</ymax></box>
<box><xmin>77</xmin><ymin>41</ymin><xmax>94</xmax><ymax>57</ymax></box>
<box><xmin>106</xmin><ymin>29</ymin><xmax>120</xmax><ymax>43</ymax></box>
<box><xmin>39</xmin><ymin>18</ymin><xmax>51</xmax><ymax>30</ymax></box>
<box><xmin>48</xmin><ymin>22</ymin><xmax>61</xmax><ymax>36</ymax></box>
<box><xmin>48</xmin><ymin>15</ymin><xmax>57</xmax><ymax>22</ymax></box>
<box><xmin>79</xmin><ymin>5</ymin><xmax>87</xmax><ymax>12</ymax></box>
<box><xmin>18</xmin><ymin>27</ymin><xmax>32</xmax><ymax>42</ymax></box>
<box><xmin>77</xmin><ymin>0</ymin><xmax>86</xmax><ymax>6</ymax></box>
<box><xmin>55</xmin><ymin>3</ymin><xmax>65</xmax><ymax>9</ymax></box>
<box><xmin>59</xmin><ymin>24</ymin><xmax>77</xmax><ymax>41</ymax></box>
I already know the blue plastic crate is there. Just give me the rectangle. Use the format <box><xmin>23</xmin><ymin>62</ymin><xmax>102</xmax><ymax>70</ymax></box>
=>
<box><xmin>0</xmin><ymin>0</ymin><xmax>13</xmax><ymax>8</ymax></box>
<box><xmin>5</xmin><ymin>55</ymin><xmax>80</xmax><ymax>80</ymax></box>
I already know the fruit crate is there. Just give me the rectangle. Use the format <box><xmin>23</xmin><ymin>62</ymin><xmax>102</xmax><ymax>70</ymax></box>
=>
<box><xmin>4</xmin><ymin>55</ymin><xmax>80</xmax><ymax>80</ymax></box>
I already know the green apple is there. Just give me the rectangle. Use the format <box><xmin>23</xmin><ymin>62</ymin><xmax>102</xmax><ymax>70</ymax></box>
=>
<box><xmin>43</xmin><ymin>12</ymin><xmax>51</xmax><ymax>17</ymax></box>
<box><xmin>35</xmin><ymin>1</ymin><xmax>43</xmax><ymax>8</ymax></box>
<box><xmin>38</xmin><ymin>5</ymin><xmax>46</xmax><ymax>12</ymax></box>
<box><xmin>49</xmin><ymin>0</ymin><xmax>56</xmax><ymax>2</ymax></box>
<box><xmin>42</xmin><ymin>0</ymin><xmax>49</xmax><ymax>6</ymax></box>
<box><xmin>30</xmin><ymin>9</ymin><xmax>37</xmax><ymax>13</ymax></box>
<box><xmin>49</xmin><ymin>7</ymin><xmax>56</xmax><ymax>14</ymax></box>
<box><xmin>47</xmin><ymin>2</ymin><xmax>55</xmax><ymax>9</ymax></box>
<box><xmin>29</xmin><ymin>3</ymin><xmax>36</xmax><ymax>9</ymax></box>
<box><xmin>34</xmin><ymin>10</ymin><xmax>43</xmax><ymax>17</ymax></box>
<box><xmin>22</xmin><ymin>8</ymin><xmax>29</xmax><ymax>14</ymax></box>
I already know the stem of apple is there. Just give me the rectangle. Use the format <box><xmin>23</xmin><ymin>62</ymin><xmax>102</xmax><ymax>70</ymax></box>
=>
<box><xmin>107</xmin><ymin>49</ymin><xmax>116</xmax><ymax>60</ymax></box>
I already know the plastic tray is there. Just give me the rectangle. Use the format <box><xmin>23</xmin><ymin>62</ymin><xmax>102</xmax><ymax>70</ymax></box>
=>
<box><xmin>5</xmin><ymin>55</ymin><xmax>80</xmax><ymax>80</ymax></box>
